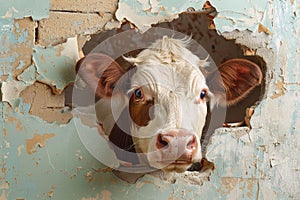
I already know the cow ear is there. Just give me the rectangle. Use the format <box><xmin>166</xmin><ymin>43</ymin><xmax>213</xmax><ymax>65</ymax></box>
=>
<box><xmin>76</xmin><ymin>53</ymin><xmax>125</xmax><ymax>98</ymax></box>
<box><xmin>207</xmin><ymin>58</ymin><xmax>262</xmax><ymax>106</ymax></box>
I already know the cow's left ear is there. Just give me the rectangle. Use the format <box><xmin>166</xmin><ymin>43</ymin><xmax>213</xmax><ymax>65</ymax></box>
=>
<box><xmin>76</xmin><ymin>53</ymin><xmax>126</xmax><ymax>98</ymax></box>
<box><xmin>206</xmin><ymin>58</ymin><xmax>263</xmax><ymax>106</ymax></box>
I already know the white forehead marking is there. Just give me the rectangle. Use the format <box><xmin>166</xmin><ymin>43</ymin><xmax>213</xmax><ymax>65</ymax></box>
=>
<box><xmin>128</xmin><ymin>36</ymin><xmax>209</xmax><ymax>99</ymax></box>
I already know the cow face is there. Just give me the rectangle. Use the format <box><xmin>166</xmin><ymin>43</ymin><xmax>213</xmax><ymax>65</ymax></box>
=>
<box><xmin>76</xmin><ymin>36</ymin><xmax>262</xmax><ymax>172</ymax></box>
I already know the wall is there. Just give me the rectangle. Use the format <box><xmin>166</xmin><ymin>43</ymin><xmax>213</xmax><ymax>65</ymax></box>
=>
<box><xmin>0</xmin><ymin>0</ymin><xmax>300</xmax><ymax>199</ymax></box>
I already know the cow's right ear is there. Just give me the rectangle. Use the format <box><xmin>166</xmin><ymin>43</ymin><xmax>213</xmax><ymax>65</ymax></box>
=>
<box><xmin>75</xmin><ymin>53</ymin><xmax>125</xmax><ymax>98</ymax></box>
<box><xmin>206</xmin><ymin>58</ymin><xmax>262</xmax><ymax>107</ymax></box>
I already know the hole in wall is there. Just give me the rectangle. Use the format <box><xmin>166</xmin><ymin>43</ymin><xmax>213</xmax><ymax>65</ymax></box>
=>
<box><xmin>72</xmin><ymin>7</ymin><xmax>266</xmax><ymax>127</ymax></box>
<box><xmin>66</xmin><ymin>1</ymin><xmax>266</xmax><ymax>184</ymax></box>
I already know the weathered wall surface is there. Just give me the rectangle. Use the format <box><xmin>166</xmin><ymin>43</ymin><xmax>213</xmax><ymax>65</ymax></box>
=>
<box><xmin>0</xmin><ymin>0</ymin><xmax>299</xmax><ymax>199</ymax></box>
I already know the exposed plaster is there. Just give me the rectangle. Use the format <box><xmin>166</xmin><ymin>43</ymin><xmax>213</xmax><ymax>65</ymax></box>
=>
<box><xmin>37</xmin><ymin>0</ymin><xmax>118</xmax><ymax>47</ymax></box>
<box><xmin>1</xmin><ymin>35</ymin><xmax>78</xmax><ymax>123</ymax></box>
<box><xmin>50</xmin><ymin>0</ymin><xmax>118</xmax><ymax>14</ymax></box>
<box><xmin>270</xmin><ymin>80</ymin><xmax>286</xmax><ymax>99</ymax></box>
<box><xmin>33</xmin><ymin>37</ymin><xmax>79</xmax><ymax>94</ymax></box>
<box><xmin>26</xmin><ymin>133</ymin><xmax>56</xmax><ymax>155</ymax></box>
<box><xmin>0</xmin><ymin>0</ymin><xmax>300</xmax><ymax>199</ymax></box>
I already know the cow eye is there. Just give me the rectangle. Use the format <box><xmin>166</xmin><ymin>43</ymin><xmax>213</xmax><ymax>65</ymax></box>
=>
<box><xmin>134</xmin><ymin>88</ymin><xmax>143</xmax><ymax>100</ymax></box>
<box><xmin>200</xmin><ymin>90</ymin><xmax>207</xmax><ymax>99</ymax></box>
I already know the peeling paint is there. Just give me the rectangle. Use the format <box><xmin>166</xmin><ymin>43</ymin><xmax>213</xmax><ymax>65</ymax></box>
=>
<box><xmin>0</xmin><ymin>18</ymin><xmax>35</xmax><ymax>81</ymax></box>
<box><xmin>19</xmin><ymin>82</ymin><xmax>73</xmax><ymax>124</ymax></box>
<box><xmin>212</xmin><ymin>0</ymin><xmax>273</xmax><ymax>33</ymax></box>
<box><xmin>271</xmin><ymin>80</ymin><xmax>286</xmax><ymax>99</ymax></box>
<box><xmin>1</xmin><ymin>0</ymin><xmax>300</xmax><ymax>199</ymax></box>
<box><xmin>0</xmin><ymin>0</ymin><xmax>50</xmax><ymax>20</ymax></box>
<box><xmin>116</xmin><ymin>0</ymin><xmax>205</xmax><ymax>32</ymax></box>
<box><xmin>17</xmin><ymin>64</ymin><xmax>37</xmax><ymax>85</ymax></box>
<box><xmin>258</xmin><ymin>23</ymin><xmax>272</xmax><ymax>35</ymax></box>
<box><xmin>1</xmin><ymin>80</ymin><xmax>28</xmax><ymax>104</ymax></box>
<box><xmin>26</xmin><ymin>133</ymin><xmax>56</xmax><ymax>155</ymax></box>
<box><xmin>33</xmin><ymin>37</ymin><xmax>79</xmax><ymax>93</ymax></box>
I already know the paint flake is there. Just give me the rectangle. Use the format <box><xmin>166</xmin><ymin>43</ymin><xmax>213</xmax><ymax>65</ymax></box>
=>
<box><xmin>1</xmin><ymin>80</ymin><xmax>28</xmax><ymax>104</ymax></box>
<box><xmin>0</xmin><ymin>18</ymin><xmax>35</xmax><ymax>80</ymax></box>
<box><xmin>270</xmin><ymin>80</ymin><xmax>286</xmax><ymax>99</ymax></box>
<box><xmin>26</xmin><ymin>133</ymin><xmax>56</xmax><ymax>154</ymax></box>
<box><xmin>33</xmin><ymin>37</ymin><xmax>79</xmax><ymax>94</ymax></box>
<box><xmin>115</xmin><ymin>0</ymin><xmax>203</xmax><ymax>32</ymax></box>
<box><xmin>17</xmin><ymin>64</ymin><xmax>37</xmax><ymax>85</ymax></box>
<box><xmin>212</xmin><ymin>0</ymin><xmax>272</xmax><ymax>33</ymax></box>
<box><xmin>0</xmin><ymin>0</ymin><xmax>50</xmax><ymax>20</ymax></box>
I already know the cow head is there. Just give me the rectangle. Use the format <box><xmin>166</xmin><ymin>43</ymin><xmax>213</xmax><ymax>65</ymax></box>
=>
<box><xmin>76</xmin><ymin>36</ymin><xmax>262</xmax><ymax>172</ymax></box>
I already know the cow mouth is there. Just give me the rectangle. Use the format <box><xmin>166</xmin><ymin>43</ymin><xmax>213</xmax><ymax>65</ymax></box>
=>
<box><xmin>157</xmin><ymin>160</ymin><xmax>193</xmax><ymax>172</ymax></box>
<box><xmin>158</xmin><ymin>160</ymin><xmax>192</xmax><ymax>166</ymax></box>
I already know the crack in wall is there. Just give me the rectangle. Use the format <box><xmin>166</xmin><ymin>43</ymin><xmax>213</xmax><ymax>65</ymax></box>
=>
<box><xmin>49</xmin><ymin>9</ymin><xmax>114</xmax><ymax>15</ymax></box>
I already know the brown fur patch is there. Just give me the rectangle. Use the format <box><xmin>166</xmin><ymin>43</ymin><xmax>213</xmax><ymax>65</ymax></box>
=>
<box><xmin>129</xmin><ymin>89</ymin><xmax>154</xmax><ymax>127</ymax></box>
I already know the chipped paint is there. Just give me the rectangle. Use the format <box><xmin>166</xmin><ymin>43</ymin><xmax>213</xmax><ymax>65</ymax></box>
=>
<box><xmin>212</xmin><ymin>0</ymin><xmax>273</xmax><ymax>33</ymax></box>
<box><xmin>271</xmin><ymin>80</ymin><xmax>286</xmax><ymax>99</ymax></box>
<box><xmin>0</xmin><ymin>0</ymin><xmax>50</xmax><ymax>20</ymax></box>
<box><xmin>0</xmin><ymin>18</ymin><xmax>35</xmax><ymax>81</ymax></box>
<box><xmin>17</xmin><ymin>64</ymin><xmax>37</xmax><ymax>85</ymax></box>
<box><xmin>116</xmin><ymin>0</ymin><xmax>205</xmax><ymax>32</ymax></box>
<box><xmin>19</xmin><ymin>82</ymin><xmax>73</xmax><ymax>124</ymax></box>
<box><xmin>0</xmin><ymin>0</ymin><xmax>300</xmax><ymax>199</ymax></box>
<box><xmin>26</xmin><ymin>133</ymin><xmax>56</xmax><ymax>155</ymax></box>
<box><xmin>33</xmin><ymin>37</ymin><xmax>79</xmax><ymax>94</ymax></box>
<box><xmin>258</xmin><ymin>23</ymin><xmax>272</xmax><ymax>35</ymax></box>
<box><xmin>1</xmin><ymin>80</ymin><xmax>28</xmax><ymax>104</ymax></box>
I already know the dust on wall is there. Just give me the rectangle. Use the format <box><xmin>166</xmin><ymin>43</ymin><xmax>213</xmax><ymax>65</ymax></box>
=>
<box><xmin>0</xmin><ymin>0</ymin><xmax>300</xmax><ymax>199</ymax></box>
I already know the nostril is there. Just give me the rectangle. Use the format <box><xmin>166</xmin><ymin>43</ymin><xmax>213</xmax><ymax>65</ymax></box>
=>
<box><xmin>156</xmin><ymin>134</ymin><xmax>169</xmax><ymax>149</ymax></box>
<box><xmin>187</xmin><ymin>135</ymin><xmax>197</xmax><ymax>150</ymax></box>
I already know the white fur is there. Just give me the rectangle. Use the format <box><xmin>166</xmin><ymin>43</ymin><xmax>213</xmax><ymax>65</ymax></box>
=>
<box><xmin>97</xmin><ymin>36</ymin><xmax>211</xmax><ymax>170</ymax></box>
<box><xmin>128</xmin><ymin>37</ymin><xmax>209</xmax><ymax>168</ymax></box>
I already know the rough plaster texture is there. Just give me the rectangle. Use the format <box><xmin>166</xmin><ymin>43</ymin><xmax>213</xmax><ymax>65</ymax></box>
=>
<box><xmin>0</xmin><ymin>0</ymin><xmax>300</xmax><ymax>199</ymax></box>
<box><xmin>50</xmin><ymin>0</ymin><xmax>118</xmax><ymax>13</ymax></box>
<box><xmin>37</xmin><ymin>11</ymin><xmax>115</xmax><ymax>46</ymax></box>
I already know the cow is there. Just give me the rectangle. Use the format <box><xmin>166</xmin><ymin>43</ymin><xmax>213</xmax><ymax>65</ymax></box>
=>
<box><xmin>75</xmin><ymin>36</ymin><xmax>262</xmax><ymax>173</ymax></box>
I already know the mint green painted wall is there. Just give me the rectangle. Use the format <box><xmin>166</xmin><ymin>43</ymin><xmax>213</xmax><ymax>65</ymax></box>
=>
<box><xmin>1</xmin><ymin>0</ymin><xmax>299</xmax><ymax>199</ymax></box>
